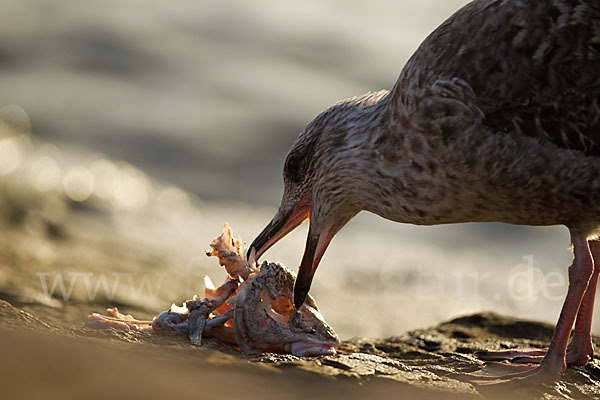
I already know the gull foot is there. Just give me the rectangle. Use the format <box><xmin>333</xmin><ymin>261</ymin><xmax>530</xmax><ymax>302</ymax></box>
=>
<box><xmin>451</xmin><ymin>361</ymin><xmax>562</xmax><ymax>387</ymax></box>
<box><xmin>475</xmin><ymin>344</ymin><xmax>592</xmax><ymax>367</ymax></box>
<box><xmin>564</xmin><ymin>342</ymin><xmax>593</xmax><ymax>366</ymax></box>
<box><xmin>475</xmin><ymin>348</ymin><xmax>547</xmax><ymax>364</ymax></box>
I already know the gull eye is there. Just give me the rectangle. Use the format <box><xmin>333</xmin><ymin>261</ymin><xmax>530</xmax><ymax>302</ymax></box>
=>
<box><xmin>285</xmin><ymin>157</ymin><xmax>301</xmax><ymax>181</ymax></box>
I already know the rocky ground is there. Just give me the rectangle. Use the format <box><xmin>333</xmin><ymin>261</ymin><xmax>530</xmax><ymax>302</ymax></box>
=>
<box><xmin>0</xmin><ymin>176</ymin><xmax>599</xmax><ymax>399</ymax></box>
<box><xmin>1</xmin><ymin>298</ymin><xmax>598</xmax><ymax>399</ymax></box>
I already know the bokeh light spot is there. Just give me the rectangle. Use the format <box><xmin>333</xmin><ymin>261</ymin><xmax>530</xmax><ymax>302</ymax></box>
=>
<box><xmin>0</xmin><ymin>137</ymin><xmax>22</xmax><ymax>176</ymax></box>
<box><xmin>30</xmin><ymin>156</ymin><xmax>62</xmax><ymax>191</ymax></box>
<box><xmin>89</xmin><ymin>158</ymin><xmax>120</xmax><ymax>199</ymax></box>
<box><xmin>63</xmin><ymin>166</ymin><xmax>95</xmax><ymax>202</ymax></box>
<box><xmin>111</xmin><ymin>162</ymin><xmax>151</xmax><ymax>210</ymax></box>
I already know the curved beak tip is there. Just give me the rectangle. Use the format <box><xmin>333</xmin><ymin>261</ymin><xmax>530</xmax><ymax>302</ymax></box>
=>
<box><xmin>246</xmin><ymin>246</ymin><xmax>254</xmax><ymax>262</ymax></box>
<box><xmin>293</xmin><ymin>284</ymin><xmax>310</xmax><ymax>309</ymax></box>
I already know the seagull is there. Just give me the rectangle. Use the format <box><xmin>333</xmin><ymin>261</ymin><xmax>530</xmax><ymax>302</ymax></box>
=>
<box><xmin>248</xmin><ymin>0</ymin><xmax>600</xmax><ymax>384</ymax></box>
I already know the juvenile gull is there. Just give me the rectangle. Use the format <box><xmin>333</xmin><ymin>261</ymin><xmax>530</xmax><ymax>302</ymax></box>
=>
<box><xmin>249</xmin><ymin>0</ymin><xmax>600</xmax><ymax>384</ymax></box>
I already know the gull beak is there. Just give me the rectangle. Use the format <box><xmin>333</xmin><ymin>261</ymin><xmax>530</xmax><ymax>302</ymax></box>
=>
<box><xmin>293</xmin><ymin>225</ymin><xmax>335</xmax><ymax>309</ymax></box>
<box><xmin>250</xmin><ymin>197</ymin><xmax>347</xmax><ymax>309</ymax></box>
<box><xmin>247</xmin><ymin>199</ymin><xmax>310</xmax><ymax>261</ymax></box>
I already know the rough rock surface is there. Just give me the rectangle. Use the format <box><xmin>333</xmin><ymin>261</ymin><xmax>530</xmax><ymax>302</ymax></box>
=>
<box><xmin>1</xmin><ymin>299</ymin><xmax>598</xmax><ymax>399</ymax></box>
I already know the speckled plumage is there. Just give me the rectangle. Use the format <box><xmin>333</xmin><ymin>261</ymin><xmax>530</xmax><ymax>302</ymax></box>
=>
<box><xmin>281</xmin><ymin>0</ymin><xmax>600</xmax><ymax>238</ymax></box>
<box><xmin>248</xmin><ymin>0</ymin><xmax>600</xmax><ymax>382</ymax></box>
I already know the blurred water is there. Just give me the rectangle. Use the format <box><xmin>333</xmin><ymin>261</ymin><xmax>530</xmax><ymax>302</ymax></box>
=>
<box><xmin>0</xmin><ymin>0</ymin><xmax>473</xmax><ymax>203</ymax></box>
<box><xmin>0</xmin><ymin>1</ymin><xmax>596</xmax><ymax>338</ymax></box>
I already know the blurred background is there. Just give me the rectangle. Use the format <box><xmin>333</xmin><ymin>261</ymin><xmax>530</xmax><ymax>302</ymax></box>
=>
<box><xmin>0</xmin><ymin>0</ymin><xmax>593</xmax><ymax>339</ymax></box>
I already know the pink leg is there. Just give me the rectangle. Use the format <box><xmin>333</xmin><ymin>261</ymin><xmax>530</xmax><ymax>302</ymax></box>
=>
<box><xmin>541</xmin><ymin>237</ymin><xmax>593</xmax><ymax>374</ymax></box>
<box><xmin>477</xmin><ymin>239</ymin><xmax>598</xmax><ymax>367</ymax></box>
<box><xmin>457</xmin><ymin>234</ymin><xmax>594</xmax><ymax>385</ymax></box>
<box><xmin>566</xmin><ymin>240</ymin><xmax>599</xmax><ymax>365</ymax></box>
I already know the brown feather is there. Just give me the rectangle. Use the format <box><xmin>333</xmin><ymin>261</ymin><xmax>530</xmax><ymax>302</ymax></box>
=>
<box><xmin>391</xmin><ymin>0</ymin><xmax>600</xmax><ymax>155</ymax></box>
